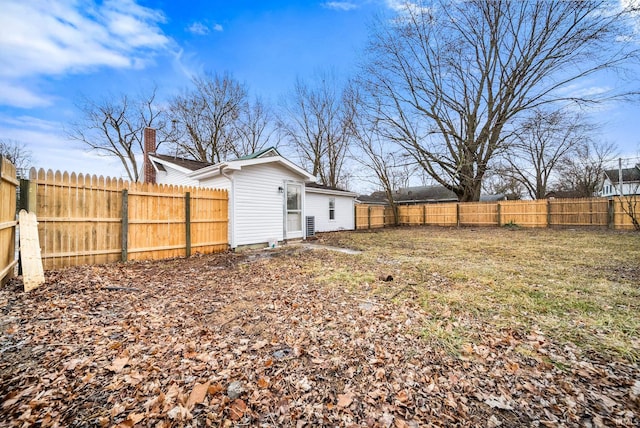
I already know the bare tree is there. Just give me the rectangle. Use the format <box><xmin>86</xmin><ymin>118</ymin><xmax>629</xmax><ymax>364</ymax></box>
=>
<box><xmin>361</xmin><ymin>0</ymin><xmax>639</xmax><ymax>201</ymax></box>
<box><xmin>555</xmin><ymin>140</ymin><xmax>617</xmax><ymax>197</ymax></box>
<box><xmin>349</xmin><ymin>104</ymin><xmax>418</xmax><ymax>224</ymax></box>
<box><xmin>278</xmin><ymin>73</ymin><xmax>356</xmax><ymax>188</ymax></box>
<box><xmin>231</xmin><ymin>97</ymin><xmax>274</xmax><ymax>158</ymax></box>
<box><xmin>69</xmin><ymin>87</ymin><xmax>166</xmax><ymax>181</ymax></box>
<box><xmin>169</xmin><ymin>72</ymin><xmax>249</xmax><ymax>163</ymax></box>
<box><xmin>618</xmin><ymin>180</ymin><xmax>640</xmax><ymax>230</ymax></box>
<box><xmin>482</xmin><ymin>172</ymin><xmax>525</xmax><ymax>200</ymax></box>
<box><xmin>0</xmin><ymin>139</ymin><xmax>32</xmax><ymax>178</ymax></box>
<box><xmin>495</xmin><ymin>109</ymin><xmax>591</xmax><ymax>199</ymax></box>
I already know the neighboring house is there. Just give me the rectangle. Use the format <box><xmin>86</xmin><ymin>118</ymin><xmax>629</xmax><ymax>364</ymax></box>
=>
<box><xmin>601</xmin><ymin>164</ymin><xmax>640</xmax><ymax>197</ymax></box>
<box><xmin>544</xmin><ymin>190</ymin><xmax>587</xmax><ymax>199</ymax></box>
<box><xmin>145</xmin><ymin>143</ymin><xmax>356</xmax><ymax>249</ymax></box>
<box><xmin>357</xmin><ymin>185</ymin><xmax>508</xmax><ymax>205</ymax></box>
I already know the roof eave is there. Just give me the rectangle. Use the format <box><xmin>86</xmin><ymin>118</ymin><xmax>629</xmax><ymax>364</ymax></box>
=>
<box><xmin>148</xmin><ymin>155</ymin><xmax>195</xmax><ymax>175</ymax></box>
<box><xmin>306</xmin><ymin>187</ymin><xmax>357</xmax><ymax>197</ymax></box>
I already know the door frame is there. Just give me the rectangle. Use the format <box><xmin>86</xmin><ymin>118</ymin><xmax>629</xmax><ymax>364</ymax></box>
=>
<box><xmin>283</xmin><ymin>181</ymin><xmax>304</xmax><ymax>239</ymax></box>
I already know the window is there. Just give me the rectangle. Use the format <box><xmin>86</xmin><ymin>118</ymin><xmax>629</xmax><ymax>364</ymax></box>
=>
<box><xmin>329</xmin><ymin>198</ymin><xmax>335</xmax><ymax>220</ymax></box>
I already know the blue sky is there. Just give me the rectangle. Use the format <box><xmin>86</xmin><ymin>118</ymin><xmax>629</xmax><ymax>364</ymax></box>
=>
<box><xmin>0</xmin><ymin>0</ymin><xmax>639</xmax><ymax>182</ymax></box>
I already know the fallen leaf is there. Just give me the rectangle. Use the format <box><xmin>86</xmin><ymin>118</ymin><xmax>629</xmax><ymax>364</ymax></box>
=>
<box><xmin>251</xmin><ymin>340</ymin><xmax>268</xmax><ymax>350</ymax></box>
<box><xmin>506</xmin><ymin>361</ymin><xmax>520</xmax><ymax>374</ymax></box>
<box><xmin>461</xmin><ymin>343</ymin><xmax>474</xmax><ymax>355</ymax></box>
<box><xmin>337</xmin><ymin>392</ymin><xmax>354</xmax><ymax>408</ymax></box>
<box><xmin>208</xmin><ymin>383</ymin><xmax>224</xmax><ymax>395</ymax></box>
<box><xmin>257</xmin><ymin>377</ymin><xmax>269</xmax><ymax>388</ymax></box>
<box><xmin>63</xmin><ymin>358</ymin><xmax>84</xmax><ymax>371</ymax></box>
<box><xmin>394</xmin><ymin>418</ymin><xmax>410</xmax><ymax>428</ymax></box>
<box><xmin>396</xmin><ymin>390</ymin><xmax>409</xmax><ymax>403</ymax></box>
<box><xmin>229</xmin><ymin>399</ymin><xmax>247</xmax><ymax>421</ymax></box>
<box><xmin>297</xmin><ymin>376</ymin><xmax>312</xmax><ymax>392</ymax></box>
<box><xmin>379</xmin><ymin>412</ymin><xmax>394</xmax><ymax>427</ymax></box>
<box><xmin>186</xmin><ymin>381</ymin><xmax>210</xmax><ymax>409</ymax></box>
<box><xmin>106</xmin><ymin>357</ymin><xmax>129</xmax><ymax>373</ymax></box>
<box><xmin>487</xmin><ymin>415</ymin><xmax>502</xmax><ymax>427</ymax></box>
<box><xmin>485</xmin><ymin>395</ymin><xmax>513</xmax><ymax>410</ymax></box>
<box><xmin>167</xmin><ymin>406</ymin><xmax>191</xmax><ymax>421</ymax></box>
<box><xmin>110</xmin><ymin>403</ymin><xmax>126</xmax><ymax>418</ymax></box>
<box><xmin>115</xmin><ymin>412</ymin><xmax>145</xmax><ymax>427</ymax></box>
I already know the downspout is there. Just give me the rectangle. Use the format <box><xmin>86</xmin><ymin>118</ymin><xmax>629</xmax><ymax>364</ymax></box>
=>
<box><xmin>220</xmin><ymin>165</ymin><xmax>235</xmax><ymax>249</ymax></box>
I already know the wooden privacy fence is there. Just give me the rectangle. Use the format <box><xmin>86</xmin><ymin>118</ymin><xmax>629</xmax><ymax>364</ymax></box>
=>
<box><xmin>356</xmin><ymin>197</ymin><xmax>638</xmax><ymax>230</ymax></box>
<box><xmin>21</xmin><ymin>168</ymin><xmax>228</xmax><ymax>270</ymax></box>
<box><xmin>355</xmin><ymin>205</ymin><xmax>394</xmax><ymax>229</ymax></box>
<box><xmin>1</xmin><ymin>157</ymin><xmax>18</xmax><ymax>284</ymax></box>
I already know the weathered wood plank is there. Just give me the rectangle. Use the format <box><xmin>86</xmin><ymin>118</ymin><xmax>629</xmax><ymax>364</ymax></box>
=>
<box><xmin>19</xmin><ymin>210</ymin><xmax>45</xmax><ymax>291</ymax></box>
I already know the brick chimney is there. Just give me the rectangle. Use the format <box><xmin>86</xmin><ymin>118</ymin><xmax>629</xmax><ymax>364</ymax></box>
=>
<box><xmin>143</xmin><ymin>127</ymin><xmax>156</xmax><ymax>184</ymax></box>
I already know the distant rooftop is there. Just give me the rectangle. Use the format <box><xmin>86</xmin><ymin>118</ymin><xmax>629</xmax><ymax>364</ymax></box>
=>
<box><xmin>604</xmin><ymin>164</ymin><xmax>640</xmax><ymax>184</ymax></box>
<box><xmin>358</xmin><ymin>185</ymin><xmax>509</xmax><ymax>204</ymax></box>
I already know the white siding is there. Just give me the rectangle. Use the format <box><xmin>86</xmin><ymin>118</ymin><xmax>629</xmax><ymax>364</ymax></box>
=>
<box><xmin>305</xmin><ymin>191</ymin><xmax>355</xmax><ymax>232</ymax></box>
<box><xmin>155</xmin><ymin>165</ymin><xmax>199</xmax><ymax>187</ymax></box>
<box><xmin>232</xmin><ymin>163</ymin><xmax>306</xmax><ymax>247</ymax></box>
<box><xmin>601</xmin><ymin>178</ymin><xmax>640</xmax><ymax>197</ymax></box>
<box><xmin>200</xmin><ymin>175</ymin><xmax>231</xmax><ymax>192</ymax></box>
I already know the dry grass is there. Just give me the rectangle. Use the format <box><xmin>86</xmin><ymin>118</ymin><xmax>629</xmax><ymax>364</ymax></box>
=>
<box><xmin>316</xmin><ymin>227</ymin><xmax>640</xmax><ymax>362</ymax></box>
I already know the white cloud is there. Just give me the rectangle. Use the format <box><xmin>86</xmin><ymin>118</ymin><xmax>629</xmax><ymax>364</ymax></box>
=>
<box><xmin>0</xmin><ymin>114</ymin><xmax>130</xmax><ymax>177</ymax></box>
<box><xmin>0</xmin><ymin>82</ymin><xmax>52</xmax><ymax>108</ymax></box>
<box><xmin>384</xmin><ymin>0</ymin><xmax>429</xmax><ymax>15</ymax></box>
<box><xmin>322</xmin><ymin>2</ymin><xmax>359</xmax><ymax>11</ymax></box>
<box><xmin>188</xmin><ymin>22</ymin><xmax>210</xmax><ymax>35</ymax></box>
<box><xmin>187</xmin><ymin>21</ymin><xmax>223</xmax><ymax>35</ymax></box>
<box><xmin>0</xmin><ymin>0</ymin><xmax>171</xmax><ymax>108</ymax></box>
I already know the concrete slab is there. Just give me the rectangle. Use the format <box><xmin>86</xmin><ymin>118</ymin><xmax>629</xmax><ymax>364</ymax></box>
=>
<box><xmin>301</xmin><ymin>243</ymin><xmax>362</xmax><ymax>255</ymax></box>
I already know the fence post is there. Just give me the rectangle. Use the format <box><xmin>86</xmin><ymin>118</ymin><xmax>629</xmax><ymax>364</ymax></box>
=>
<box><xmin>354</xmin><ymin>204</ymin><xmax>358</xmax><ymax>230</ymax></box>
<box><xmin>456</xmin><ymin>203</ymin><xmax>460</xmax><ymax>227</ymax></box>
<box><xmin>497</xmin><ymin>202</ymin><xmax>501</xmax><ymax>226</ymax></box>
<box><xmin>185</xmin><ymin>192</ymin><xmax>191</xmax><ymax>257</ymax></box>
<box><xmin>18</xmin><ymin>178</ymin><xmax>37</xmax><ymax>213</ymax></box>
<box><xmin>19</xmin><ymin>179</ymin><xmax>29</xmax><ymax>211</ymax></box>
<box><xmin>608</xmin><ymin>199</ymin><xmax>614</xmax><ymax>229</ymax></box>
<box><xmin>368</xmin><ymin>206</ymin><xmax>372</xmax><ymax>230</ymax></box>
<box><xmin>422</xmin><ymin>205</ymin><xmax>427</xmax><ymax>225</ymax></box>
<box><xmin>546</xmin><ymin>199</ymin><xmax>552</xmax><ymax>228</ymax></box>
<box><xmin>121</xmin><ymin>190</ymin><xmax>128</xmax><ymax>262</ymax></box>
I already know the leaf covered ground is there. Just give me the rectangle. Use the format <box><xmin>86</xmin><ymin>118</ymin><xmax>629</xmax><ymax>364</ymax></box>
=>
<box><xmin>1</xmin><ymin>227</ymin><xmax>639</xmax><ymax>427</ymax></box>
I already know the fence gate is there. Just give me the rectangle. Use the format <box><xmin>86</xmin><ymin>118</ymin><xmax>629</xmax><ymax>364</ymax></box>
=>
<box><xmin>0</xmin><ymin>157</ymin><xmax>18</xmax><ymax>285</ymax></box>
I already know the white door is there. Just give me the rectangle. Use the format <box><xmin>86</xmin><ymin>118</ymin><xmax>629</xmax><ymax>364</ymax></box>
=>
<box><xmin>285</xmin><ymin>183</ymin><xmax>303</xmax><ymax>239</ymax></box>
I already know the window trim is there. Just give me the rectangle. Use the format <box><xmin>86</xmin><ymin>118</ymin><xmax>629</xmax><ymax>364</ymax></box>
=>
<box><xmin>329</xmin><ymin>197</ymin><xmax>336</xmax><ymax>221</ymax></box>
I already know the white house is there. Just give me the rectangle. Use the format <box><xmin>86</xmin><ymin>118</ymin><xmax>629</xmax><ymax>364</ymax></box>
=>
<box><xmin>146</xmin><ymin>147</ymin><xmax>356</xmax><ymax>249</ymax></box>
<box><xmin>601</xmin><ymin>164</ymin><xmax>640</xmax><ymax>197</ymax></box>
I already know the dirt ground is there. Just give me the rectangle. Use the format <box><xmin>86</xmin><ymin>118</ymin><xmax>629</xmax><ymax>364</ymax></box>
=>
<box><xmin>1</xmin><ymin>233</ymin><xmax>639</xmax><ymax>427</ymax></box>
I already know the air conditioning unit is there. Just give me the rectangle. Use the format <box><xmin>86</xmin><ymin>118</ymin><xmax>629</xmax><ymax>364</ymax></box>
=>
<box><xmin>305</xmin><ymin>216</ymin><xmax>315</xmax><ymax>238</ymax></box>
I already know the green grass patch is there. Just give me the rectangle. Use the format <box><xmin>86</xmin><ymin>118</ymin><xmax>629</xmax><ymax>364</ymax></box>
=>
<box><xmin>317</xmin><ymin>227</ymin><xmax>640</xmax><ymax>361</ymax></box>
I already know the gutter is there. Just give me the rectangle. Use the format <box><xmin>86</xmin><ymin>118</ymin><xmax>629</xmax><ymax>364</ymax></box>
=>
<box><xmin>220</xmin><ymin>165</ymin><xmax>236</xmax><ymax>249</ymax></box>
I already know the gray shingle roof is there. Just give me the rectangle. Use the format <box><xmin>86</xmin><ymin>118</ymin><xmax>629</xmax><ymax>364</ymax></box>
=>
<box><xmin>152</xmin><ymin>154</ymin><xmax>212</xmax><ymax>171</ymax></box>
<box><xmin>604</xmin><ymin>165</ymin><xmax>640</xmax><ymax>184</ymax></box>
